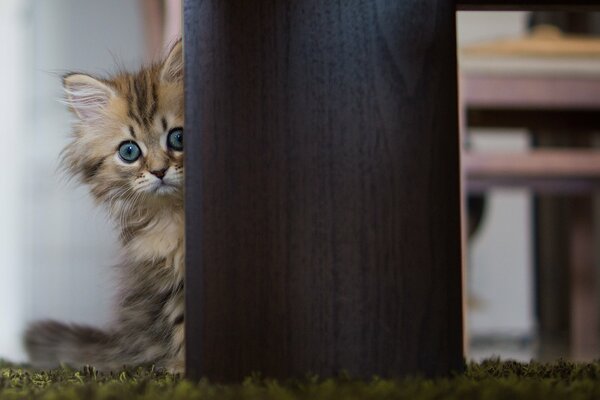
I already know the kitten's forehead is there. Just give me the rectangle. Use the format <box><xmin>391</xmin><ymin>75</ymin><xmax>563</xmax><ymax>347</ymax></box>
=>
<box><xmin>108</xmin><ymin>66</ymin><xmax>183</xmax><ymax>143</ymax></box>
<box><xmin>114</xmin><ymin>68</ymin><xmax>160</xmax><ymax>131</ymax></box>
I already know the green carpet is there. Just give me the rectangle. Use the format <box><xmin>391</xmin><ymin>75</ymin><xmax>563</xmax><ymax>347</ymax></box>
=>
<box><xmin>3</xmin><ymin>359</ymin><xmax>600</xmax><ymax>399</ymax></box>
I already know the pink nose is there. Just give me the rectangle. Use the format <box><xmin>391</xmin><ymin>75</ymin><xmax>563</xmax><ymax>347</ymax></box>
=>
<box><xmin>150</xmin><ymin>168</ymin><xmax>167</xmax><ymax>179</ymax></box>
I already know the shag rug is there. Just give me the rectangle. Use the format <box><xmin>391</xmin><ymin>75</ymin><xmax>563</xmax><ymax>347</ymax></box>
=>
<box><xmin>2</xmin><ymin>359</ymin><xmax>600</xmax><ymax>399</ymax></box>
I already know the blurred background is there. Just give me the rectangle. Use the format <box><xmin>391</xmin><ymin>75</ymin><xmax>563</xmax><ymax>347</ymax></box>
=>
<box><xmin>0</xmin><ymin>2</ymin><xmax>599</xmax><ymax>364</ymax></box>
<box><xmin>461</xmin><ymin>12</ymin><xmax>600</xmax><ymax>362</ymax></box>
<box><xmin>0</xmin><ymin>0</ymin><xmax>181</xmax><ymax>362</ymax></box>
<box><xmin>458</xmin><ymin>12</ymin><xmax>534</xmax><ymax>361</ymax></box>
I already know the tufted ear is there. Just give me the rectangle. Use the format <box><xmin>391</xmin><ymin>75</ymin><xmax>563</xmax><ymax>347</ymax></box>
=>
<box><xmin>160</xmin><ymin>39</ymin><xmax>183</xmax><ymax>83</ymax></box>
<box><xmin>63</xmin><ymin>73</ymin><xmax>116</xmax><ymax>122</ymax></box>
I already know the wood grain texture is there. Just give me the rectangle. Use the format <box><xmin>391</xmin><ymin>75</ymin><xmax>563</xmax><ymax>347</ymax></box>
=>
<box><xmin>185</xmin><ymin>0</ymin><xmax>463</xmax><ymax>381</ymax></box>
<box><xmin>458</xmin><ymin>0</ymin><xmax>600</xmax><ymax>11</ymax></box>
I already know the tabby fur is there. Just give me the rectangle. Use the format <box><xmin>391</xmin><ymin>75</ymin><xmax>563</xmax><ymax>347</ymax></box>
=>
<box><xmin>24</xmin><ymin>40</ymin><xmax>185</xmax><ymax>373</ymax></box>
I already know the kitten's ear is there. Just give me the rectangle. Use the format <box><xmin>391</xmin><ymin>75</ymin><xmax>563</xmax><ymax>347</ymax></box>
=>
<box><xmin>160</xmin><ymin>39</ymin><xmax>183</xmax><ymax>83</ymax></box>
<box><xmin>63</xmin><ymin>73</ymin><xmax>115</xmax><ymax>122</ymax></box>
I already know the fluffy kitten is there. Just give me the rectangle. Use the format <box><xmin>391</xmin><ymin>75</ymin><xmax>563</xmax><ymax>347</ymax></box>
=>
<box><xmin>24</xmin><ymin>40</ymin><xmax>185</xmax><ymax>373</ymax></box>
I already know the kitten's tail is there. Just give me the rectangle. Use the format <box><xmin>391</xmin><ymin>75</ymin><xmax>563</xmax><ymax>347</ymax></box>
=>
<box><xmin>24</xmin><ymin>320</ymin><xmax>126</xmax><ymax>371</ymax></box>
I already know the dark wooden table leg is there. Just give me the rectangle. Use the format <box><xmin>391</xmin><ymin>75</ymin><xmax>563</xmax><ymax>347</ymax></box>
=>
<box><xmin>184</xmin><ymin>0</ymin><xmax>463</xmax><ymax>381</ymax></box>
<box><xmin>569</xmin><ymin>196</ymin><xmax>599</xmax><ymax>360</ymax></box>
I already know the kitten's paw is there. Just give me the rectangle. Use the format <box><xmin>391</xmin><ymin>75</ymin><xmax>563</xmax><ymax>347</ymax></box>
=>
<box><xmin>166</xmin><ymin>354</ymin><xmax>185</xmax><ymax>375</ymax></box>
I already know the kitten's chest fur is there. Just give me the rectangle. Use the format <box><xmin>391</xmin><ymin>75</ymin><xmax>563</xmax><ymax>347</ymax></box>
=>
<box><xmin>124</xmin><ymin>209</ymin><xmax>185</xmax><ymax>282</ymax></box>
<box><xmin>116</xmin><ymin>208</ymin><xmax>185</xmax><ymax>370</ymax></box>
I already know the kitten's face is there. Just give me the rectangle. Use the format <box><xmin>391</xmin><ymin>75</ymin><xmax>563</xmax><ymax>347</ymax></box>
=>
<box><xmin>62</xmin><ymin>41</ymin><xmax>184</xmax><ymax>210</ymax></box>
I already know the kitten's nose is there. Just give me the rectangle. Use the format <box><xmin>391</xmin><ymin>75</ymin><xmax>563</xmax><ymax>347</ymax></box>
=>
<box><xmin>150</xmin><ymin>168</ymin><xmax>168</xmax><ymax>179</ymax></box>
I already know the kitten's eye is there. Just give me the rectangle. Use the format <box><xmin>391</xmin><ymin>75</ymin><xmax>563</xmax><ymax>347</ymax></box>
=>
<box><xmin>118</xmin><ymin>141</ymin><xmax>141</xmax><ymax>163</ymax></box>
<box><xmin>167</xmin><ymin>128</ymin><xmax>183</xmax><ymax>151</ymax></box>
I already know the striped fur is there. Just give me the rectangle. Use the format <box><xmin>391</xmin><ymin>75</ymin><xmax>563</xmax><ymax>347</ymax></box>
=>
<box><xmin>25</xmin><ymin>40</ymin><xmax>185</xmax><ymax>373</ymax></box>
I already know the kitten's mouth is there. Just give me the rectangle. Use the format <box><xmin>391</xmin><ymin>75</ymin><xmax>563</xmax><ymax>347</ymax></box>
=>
<box><xmin>151</xmin><ymin>180</ymin><xmax>179</xmax><ymax>195</ymax></box>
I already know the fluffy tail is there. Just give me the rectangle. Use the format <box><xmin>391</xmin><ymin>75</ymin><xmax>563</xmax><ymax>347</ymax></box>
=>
<box><xmin>24</xmin><ymin>320</ymin><xmax>125</xmax><ymax>370</ymax></box>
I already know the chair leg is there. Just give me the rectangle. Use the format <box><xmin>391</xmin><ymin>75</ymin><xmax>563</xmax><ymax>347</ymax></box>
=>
<box><xmin>570</xmin><ymin>196</ymin><xmax>599</xmax><ymax>360</ymax></box>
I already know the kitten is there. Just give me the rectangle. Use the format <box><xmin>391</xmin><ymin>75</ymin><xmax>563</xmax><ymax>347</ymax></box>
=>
<box><xmin>24</xmin><ymin>40</ymin><xmax>185</xmax><ymax>373</ymax></box>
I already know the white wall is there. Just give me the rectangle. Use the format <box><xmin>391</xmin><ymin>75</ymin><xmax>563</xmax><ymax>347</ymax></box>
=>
<box><xmin>0</xmin><ymin>0</ymin><xmax>145</xmax><ymax>362</ymax></box>
<box><xmin>0</xmin><ymin>0</ymin><xmax>28</xmax><ymax>362</ymax></box>
<box><xmin>457</xmin><ymin>12</ymin><xmax>530</xmax><ymax>45</ymax></box>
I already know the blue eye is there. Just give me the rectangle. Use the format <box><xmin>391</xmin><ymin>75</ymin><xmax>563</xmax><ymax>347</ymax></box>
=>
<box><xmin>118</xmin><ymin>141</ymin><xmax>141</xmax><ymax>163</ymax></box>
<box><xmin>167</xmin><ymin>128</ymin><xmax>183</xmax><ymax>151</ymax></box>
